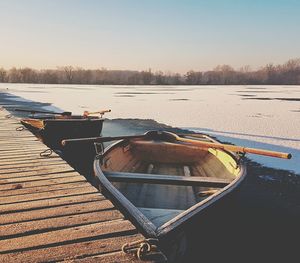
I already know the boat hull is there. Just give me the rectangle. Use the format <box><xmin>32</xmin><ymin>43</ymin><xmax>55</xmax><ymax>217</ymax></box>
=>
<box><xmin>21</xmin><ymin>116</ymin><xmax>104</xmax><ymax>178</ymax></box>
<box><xmin>93</xmin><ymin>131</ymin><xmax>247</xmax><ymax>260</ymax></box>
<box><xmin>21</xmin><ymin>117</ymin><xmax>104</xmax><ymax>151</ymax></box>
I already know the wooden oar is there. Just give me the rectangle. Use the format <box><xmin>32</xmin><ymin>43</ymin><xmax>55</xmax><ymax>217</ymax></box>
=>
<box><xmin>62</xmin><ymin>130</ymin><xmax>292</xmax><ymax>159</ymax></box>
<box><xmin>61</xmin><ymin>131</ymin><xmax>155</xmax><ymax>146</ymax></box>
<box><xmin>166</xmin><ymin>132</ymin><xmax>292</xmax><ymax>159</ymax></box>
<box><xmin>14</xmin><ymin>108</ymin><xmax>72</xmax><ymax>116</ymax></box>
<box><xmin>83</xmin><ymin>109</ymin><xmax>111</xmax><ymax>117</ymax></box>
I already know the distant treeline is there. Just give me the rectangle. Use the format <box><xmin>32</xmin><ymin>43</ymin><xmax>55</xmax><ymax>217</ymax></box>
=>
<box><xmin>1</xmin><ymin>58</ymin><xmax>300</xmax><ymax>85</ymax></box>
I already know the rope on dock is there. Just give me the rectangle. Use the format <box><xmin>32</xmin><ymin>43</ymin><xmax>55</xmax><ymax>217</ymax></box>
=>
<box><xmin>40</xmin><ymin>148</ymin><xmax>53</xmax><ymax>157</ymax></box>
<box><xmin>122</xmin><ymin>238</ymin><xmax>166</xmax><ymax>260</ymax></box>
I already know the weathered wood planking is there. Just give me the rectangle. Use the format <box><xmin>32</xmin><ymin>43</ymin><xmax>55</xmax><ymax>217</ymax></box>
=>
<box><xmin>0</xmin><ymin>109</ymin><xmax>164</xmax><ymax>262</ymax></box>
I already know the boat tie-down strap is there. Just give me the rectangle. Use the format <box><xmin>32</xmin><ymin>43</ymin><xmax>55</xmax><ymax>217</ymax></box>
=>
<box><xmin>237</xmin><ymin>151</ymin><xmax>246</xmax><ymax>164</ymax></box>
<box><xmin>94</xmin><ymin>142</ymin><xmax>104</xmax><ymax>160</ymax></box>
<box><xmin>122</xmin><ymin>238</ymin><xmax>166</xmax><ymax>260</ymax></box>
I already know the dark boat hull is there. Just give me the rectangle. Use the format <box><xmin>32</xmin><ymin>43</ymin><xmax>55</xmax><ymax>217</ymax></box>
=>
<box><xmin>21</xmin><ymin>118</ymin><xmax>104</xmax><ymax>151</ymax></box>
<box><xmin>21</xmin><ymin>116</ymin><xmax>104</xmax><ymax>179</ymax></box>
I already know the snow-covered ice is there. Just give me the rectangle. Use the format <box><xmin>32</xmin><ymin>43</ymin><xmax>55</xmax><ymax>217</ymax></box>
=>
<box><xmin>1</xmin><ymin>84</ymin><xmax>299</xmax><ymax>175</ymax></box>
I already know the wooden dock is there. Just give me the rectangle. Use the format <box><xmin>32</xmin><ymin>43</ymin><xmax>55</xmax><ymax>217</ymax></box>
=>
<box><xmin>0</xmin><ymin>109</ymin><xmax>164</xmax><ymax>262</ymax></box>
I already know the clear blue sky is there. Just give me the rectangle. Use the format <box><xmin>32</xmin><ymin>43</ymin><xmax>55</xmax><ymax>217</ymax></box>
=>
<box><xmin>0</xmin><ymin>0</ymin><xmax>299</xmax><ymax>73</ymax></box>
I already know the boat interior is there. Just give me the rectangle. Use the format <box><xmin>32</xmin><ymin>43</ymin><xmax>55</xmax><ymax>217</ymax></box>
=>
<box><xmin>21</xmin><ymin>118</ymin><xmax>45</xmax><ymax>129</ymax></box>
<box><xmin>100</xmin><ymin>135</ymin><xmax>241</xmax><ymax>227</ymax></box>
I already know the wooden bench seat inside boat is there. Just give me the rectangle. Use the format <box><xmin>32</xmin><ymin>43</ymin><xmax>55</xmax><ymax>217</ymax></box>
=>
<box><xmin>104</xmin><ymin>171</ymin><xmax>231</xmax><ymax>187</ymax></box>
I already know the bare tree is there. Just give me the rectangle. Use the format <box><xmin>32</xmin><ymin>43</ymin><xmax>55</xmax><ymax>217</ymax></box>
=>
<box><xmin>8</xmin><ymin>68</ymin><xmax>22</xmax><ymax>83</ymax></box>
<box><xmin>0</xmin><ymin>68</ymin><xmax>7</xmax><ymax>82</ymax></box>
<box><xmin>62</xmin><ymin>66</ymin><xmax>74</xmax><ymax>83</ymax></box>
<box><xmin>39</xmin><ymin>69</ymin><xmax>59</xmax><ymax>84</ymax></box>
<box><xmin>154</xmin><ymin>71</ymin><xmax>166</xmax><ymax>85</ymax></box>
<box><xmin>141</xmin><ymin>69</ymin><xmax>152</xmax><ymax>84</ymax></box>
<box><xmin>187</xmin><ymin>71</ymin><xmax>204</xmax><ymax>84</ymax></box>
<box><xmin>20</xmin><ymin>67</ymin><xmax>37</xmax><ymax>83</ymax></box>
<box><xmin>214</xmin><ymin>65</ymin><xmax>236</xmax><ymax>84</ymax></box>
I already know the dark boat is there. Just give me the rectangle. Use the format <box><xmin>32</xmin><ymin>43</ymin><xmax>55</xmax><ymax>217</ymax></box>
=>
<box><xmin>92</xmin><ymin>131</ymin><xmax>247</xmax><ymax>260</ymax></box>
<box><xmin>21</xmin><ymin>115</ymin><xmax>105</xmax><ymax>151</ymax></box>
<box><xmin>19</xmin><ymin>109</ymin><xmax>110</xmax><ymax>178</ymax></box>
<box><xmin>19</xmin><ymin>108</ymin><xmax>110</xmax><ymax>152</ymax></box>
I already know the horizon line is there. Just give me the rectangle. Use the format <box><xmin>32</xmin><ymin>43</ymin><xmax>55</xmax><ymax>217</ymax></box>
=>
<box><xmin>1</xmin><ymin>57</ymin><xmax>300</xmax><ymax>74</ymax></box>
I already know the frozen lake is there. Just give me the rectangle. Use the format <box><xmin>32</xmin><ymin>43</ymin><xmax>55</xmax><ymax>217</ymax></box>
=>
<box><xmin>1</xmin><ymin>83</ymin><xmax>299</xmax><ymax>175</ymax></box>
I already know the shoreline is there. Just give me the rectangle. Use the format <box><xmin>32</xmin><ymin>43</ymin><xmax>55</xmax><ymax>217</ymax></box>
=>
<box><xmin>2</xmin><ymin>82</ymin><xmax>300</xmax><ymax>86</ymax></box>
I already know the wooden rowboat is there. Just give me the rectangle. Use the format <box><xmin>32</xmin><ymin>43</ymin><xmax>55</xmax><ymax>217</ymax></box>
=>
<box><xmin>93</xmin><ymin>131</ymin><xmax>247</xmax><ymax>260</ymax></box>
<box><xmin>19</xmin><ymin>108</ymin><xmax>111</xmax><ymax>152</ymax></box>
<box><xmin>19</xmin><ymin>109</ymin><xmax>110</xmax><ymax>179</ymax></box>
<box><xmin>21</xmin><ymin>115</ymin><xmax>104</xmax><ymax>152</ymax></box>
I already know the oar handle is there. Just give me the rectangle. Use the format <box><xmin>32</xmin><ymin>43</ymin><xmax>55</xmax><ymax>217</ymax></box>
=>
<box><xmin>179</xmin><ymin>137</ymin><xmax>292</xmax><ymax>159</ymax></box>
<box><xmin>62</xmin><ymin>134</ymin><xmax>146</xmax><ymax>146</ymax></box>
<box><xmin>62</xmin><ymin>136</ymin><xmax>104</xmax><ymax>146</ymax></box>
<box><xmin>240</xmin><ymin>146</ymin><xmax>292</xmax><ymax>159</ymax></box>
<box><xmin>83</xmin><ymin>109</ymin><xmax>111</xmax><ymax>117</ymax></box>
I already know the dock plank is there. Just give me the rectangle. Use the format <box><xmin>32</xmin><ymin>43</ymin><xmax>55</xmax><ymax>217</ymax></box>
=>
<box><xmin>0</xmin><ymin>220</ymin><xmax>136</xmax><ymax>253</ymax></box>
<box><xmin>0</xmin><ymin>234</ymin><xmax>141</xmax><ymax>262</ymax></box>
<box><xmin>0</xmin><ymin>185</ymin><xmax>98</xmax><ymax>205</ymax></box>
<box><xmin>0</xmin><ymin>192</ymin><xmax>106</xmax><ymax>214</ymax></box>
<box><xmin>0</xmin><ymin>177</ymin><xmax>87</xmax><ymax>192</ymax></box>
<box><xmin>0</xmin><ymin>209</ymin><xmax>123</xmax><ymax>239</ymax></box>
<box><xmin>0</xmin><ymin>200</ymin><xmax>114</xmax><ymax>225</ymax></box>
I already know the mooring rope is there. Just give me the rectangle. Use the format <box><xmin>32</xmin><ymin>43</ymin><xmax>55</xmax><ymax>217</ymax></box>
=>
<box><xmin>40</xmin><ymin>148</ymin><xmax>53</xmax><ymax>158</ymax></box>
<box><xmin>16</xmin><ymin>126</ymin><xmax>25</xmax><ymax>131</ymax></box>
<box><xmin>122</xmin><ymin>238</ymin><xmax>166</xmax><ymax>260</ymax></box>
